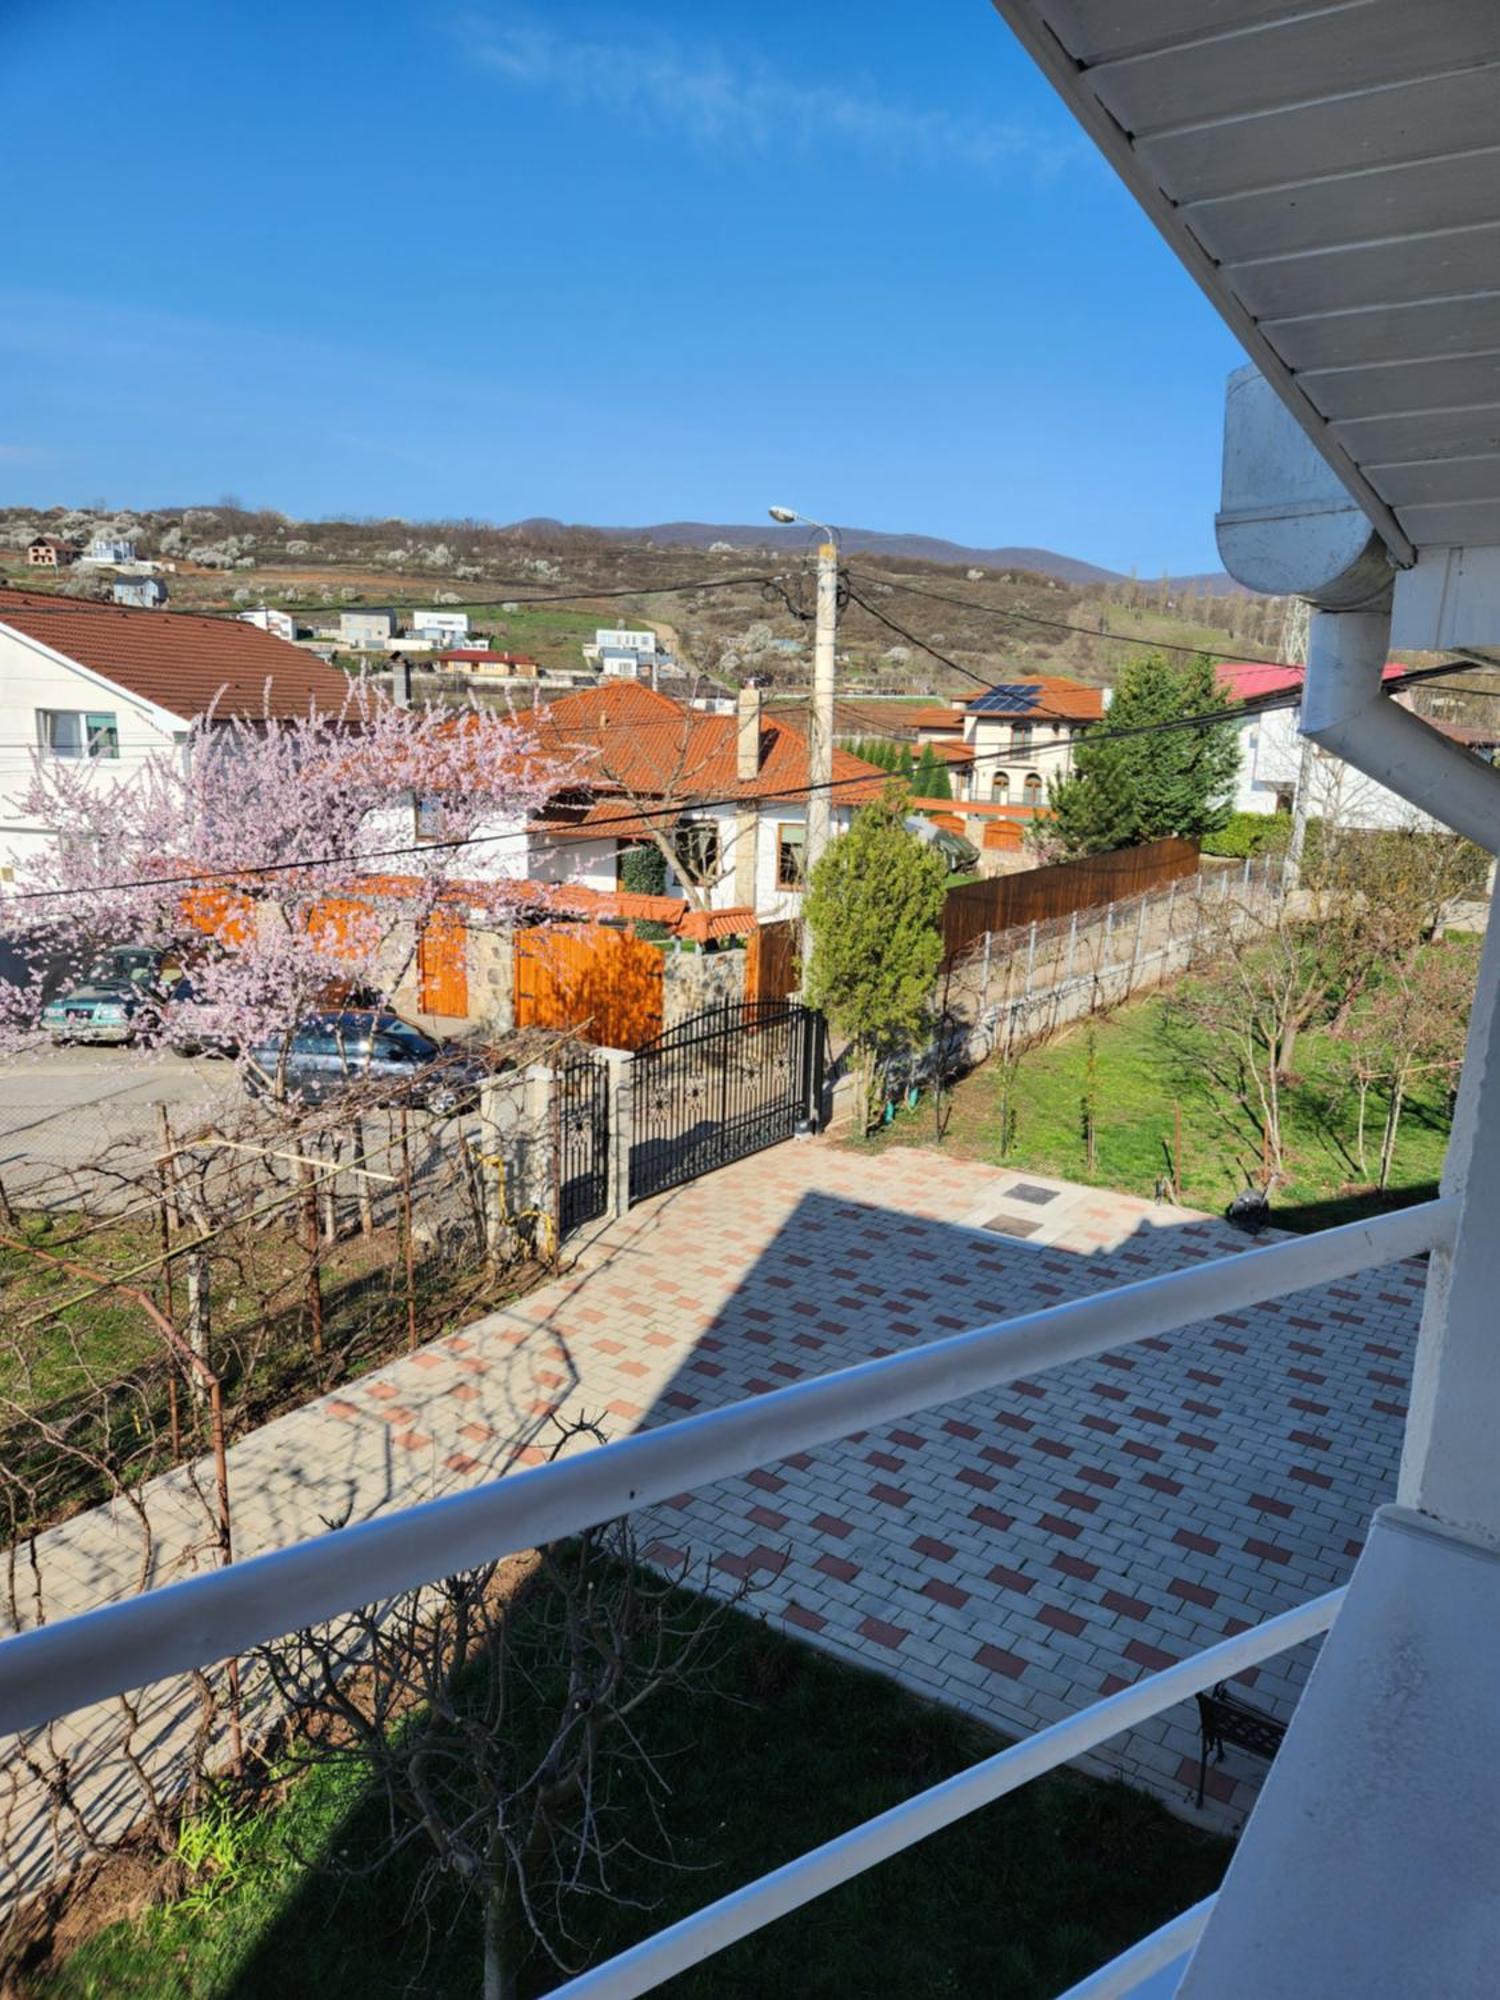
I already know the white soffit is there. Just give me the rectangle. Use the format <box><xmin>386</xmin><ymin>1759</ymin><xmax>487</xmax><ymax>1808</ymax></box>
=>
<box><xmin>991</xmin><ymin>0</ymin><xmax>1500</xmax><ymax>564</ymax></box>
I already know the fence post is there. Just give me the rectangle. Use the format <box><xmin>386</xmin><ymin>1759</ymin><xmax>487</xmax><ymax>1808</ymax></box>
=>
<box><xmin>1129</xmin><ymin>894</ymin><xmax>1147</xmax><ymax>997</ymax></box>
<box><xmin>1099</xmin><ymin>903</ymin><xmax>1114</xmax><ymax>1008</ymax></box>
<box><xmin>1241</xmin><ymin>856</ymin><xmax>1252</xmax><ymax>894</ymax></box>
<box><xmin>981</xmin><ymin>930</ymin><xmax>993</xmax><ymax>1012</ymax></box>
<box><xmin>1023</xmin><ymin>921</ymin><xmax>1038</xmax><ymax>998</ymax></box>
<box><xmin>156</xmin><ymin>1107</ymin><xmax>182</xmax><ymax>1456</ymax></box>
<box><xmin>598</xmin><ymin>1047</ymin><xmax>634</xmax><ymax>1218</ymax></box>
<box><xmin>399</xmin><ymin>1106</ymin><xmax>418</xmax><ymax>1353</ymax></box>
<box><xmin>1062</xmin><ymin>910</ymin><xmax>1079</xmax><ymax>988</ymax></box>
<box><xmin>477</xmin><ymin>1073</ymin><xmax>515</xmax><ymax>1267</ymax></box>
<box><xmin>296</xmin><ymin>1151</ymin><xmax>324</xmax><ymax>1357</ymax></box>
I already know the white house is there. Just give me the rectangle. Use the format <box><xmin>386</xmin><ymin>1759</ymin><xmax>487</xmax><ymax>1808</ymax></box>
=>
<box><xmin>583</xmin><ymin>627</ymin><xmax>657</xmax><ymax>666</ymax></box>
<box><xmin>409</xmin><ymin>609</ymin><xmax>470</xmax><ymax>645</ymax></box>
<box><xmin>1218</xmin><ymin>660</ymin><xmax>1478</xmax><ymax>831</ymax></box>
<box><xmin>338</xmin><ymin>609</ymin><xmax>394</xmax><ymax>650</ymax></box>
<box><xmin>910</xmin><ymin>676</ymin><xmax>1109</xmax><ymax>808</ymax></box>
<box><xmin>111</xmin><ymin>577</ymin><xmax>168</xmax><ymax>610</ymax></box>
<box><xmin>0</xmin><ymin>588</ymin><xmax>355</xmax><ymax>871</ymax></box>
<box><xmin>78</xmin><ymin>535</ymin><xmax>137</xmax><ymax>568</ymax></box>
<box><xmin>237</xmin><ymin>606</ymin><xmax>296</xmax><ymax>643</ymax></box>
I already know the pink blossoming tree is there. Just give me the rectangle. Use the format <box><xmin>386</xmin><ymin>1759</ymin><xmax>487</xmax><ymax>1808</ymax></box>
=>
<box><xmin>0</xmin><ymin>683</ymin><xmax>577</xmax><ymax>1066</ymax></box>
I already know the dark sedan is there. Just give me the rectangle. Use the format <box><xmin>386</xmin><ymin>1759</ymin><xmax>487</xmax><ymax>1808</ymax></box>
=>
<box><xmin>245</xmin><ymin>1011</ymin><xmax>489</xmax><ymax>1112</ymax></box>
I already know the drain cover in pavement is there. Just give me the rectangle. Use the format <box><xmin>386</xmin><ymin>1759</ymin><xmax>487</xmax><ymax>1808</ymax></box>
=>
<box><xmin>983</xmin><ymin>1213</ymin><xmax>1042</xmax><ymax>1238</ymax></box>
<box><xmin>1006</xmin><ymin>1183</ymin><xmax>1058</xmax><ymax>1206</ymax></box>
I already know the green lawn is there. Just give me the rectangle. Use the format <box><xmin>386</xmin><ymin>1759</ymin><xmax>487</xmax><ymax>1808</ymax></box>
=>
<box><xmin>37</xmin><ymin>1592</ymin><xmax>1226</xmax><ymax>2000</ymax></box>
<box><xmin>864</xmin><ymin>989</ymin><xmax>1457</xmax><ymax>1230</ymax></box>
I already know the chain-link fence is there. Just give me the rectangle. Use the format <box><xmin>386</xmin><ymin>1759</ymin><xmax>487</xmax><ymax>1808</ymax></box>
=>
<box><xmin>934</xmin><ymin>856</ymin><xmax>1285</xmax><ymax>1072</ymax></box>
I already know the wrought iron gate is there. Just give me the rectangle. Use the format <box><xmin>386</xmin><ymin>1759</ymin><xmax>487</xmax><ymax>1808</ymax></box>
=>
<box><xmin>629</xmin><ymin>1000</ymin><xmax>824</xmax><ymax>1206</ymax></box>
<box><xmin>557</xmin><ymin>1051</ymin><xmax>610</xmax><ymax>1237</ymax></box>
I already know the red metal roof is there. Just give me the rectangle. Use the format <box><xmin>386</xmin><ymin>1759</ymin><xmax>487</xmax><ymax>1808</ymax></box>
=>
<box><xmin>1216</xmin><ymin>658</ymin><xmax>1407</xmax><ymax>702</ymax></box>
<box><xmin>0</xmin><ymin>586</ymin><xmax>353</xmax><ymax>721</ymax></box>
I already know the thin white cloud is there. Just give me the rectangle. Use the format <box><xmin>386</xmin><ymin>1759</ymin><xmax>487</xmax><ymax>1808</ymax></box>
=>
<box><xmin>452</xmin><ymin>14</ymin><xmax>1079</xmax><ymax>180</ymax></box>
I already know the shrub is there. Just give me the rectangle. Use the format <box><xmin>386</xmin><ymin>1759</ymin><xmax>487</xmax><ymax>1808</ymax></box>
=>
<box><xmin>1200</xmin><ymin>810</ymin><xmax>1291</xmax><ymax>859</ymax></box>
<box><xmin>619</xmin><ymin>842</ymin><xmax>668</xmax><ymax>897</ymax></box>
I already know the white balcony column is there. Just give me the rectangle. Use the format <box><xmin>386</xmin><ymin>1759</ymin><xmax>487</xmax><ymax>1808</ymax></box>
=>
<box><xmin>1399</xmin><ymin>885</ymin><xmax>1500</xmax><ymax>1537</ymax></box>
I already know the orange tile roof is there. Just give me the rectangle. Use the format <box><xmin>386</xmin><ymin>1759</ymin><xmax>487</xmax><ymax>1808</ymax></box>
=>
<box><xmin>461</xmin><ymin>875</ymin><xmax>755</xmax><ymax>938</ymax></box>
<box><xmin>910</xmin><ymin>705</ymin><xmax>968</xmax><ymax>730</ymax></box>
<box><xmin>0</xmin><ymin>586</ymin><xmax>353</xmax><ymax>720</ymax></box>
<box><xmin>530</xmin><ymin>679</ymin><xmax>886</xmax><ymax>810</ymax></box>
<box><xmin>926</xmin><ymin>739</ymin><xmax>976</xmax><ymax>764</ymax></box>
<box><xmin>962</xmin><ymin>676</ymin><xmax>1107</xmax><ymax>722</ymax></box>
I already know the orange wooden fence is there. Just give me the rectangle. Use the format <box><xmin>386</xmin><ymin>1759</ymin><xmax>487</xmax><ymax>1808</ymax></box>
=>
<box><xmin>418</xmin><ymin>910</ymin><xmax>470</xmax><ymax>1018</ymax></box>
<box><xmin>514</xmin><ymin>924</ymin><xmax>664</xmax><ymax>1050</ymax></box>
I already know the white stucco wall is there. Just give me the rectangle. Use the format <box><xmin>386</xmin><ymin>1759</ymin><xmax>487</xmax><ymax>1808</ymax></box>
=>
<box><xmin>963</xmin><ymin>715</ymin><xmax>1078</xmax><ymax>806</ymax></box>
<box><xmin>1235</xmin><ymin>706</ymin><xmax>1440</xmax><ymax>830</ymax></box>
<box><xmin>0</xmin><ymin>625</ymin><xmax>187</xmax><ymax>873</ymax></box>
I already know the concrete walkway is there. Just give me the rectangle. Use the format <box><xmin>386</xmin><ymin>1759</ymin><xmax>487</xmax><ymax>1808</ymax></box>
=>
<box><xmin>1</xmin><ymin>1141</ymin><xmax>1423</xmax><ymax>1903</ymax></box>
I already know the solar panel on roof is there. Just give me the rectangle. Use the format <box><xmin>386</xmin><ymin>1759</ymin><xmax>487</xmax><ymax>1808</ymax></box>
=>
<box><xmin>967</xmin><ymin>685</ymin><xmax>1041</xmax><ymax>715</ymax></box>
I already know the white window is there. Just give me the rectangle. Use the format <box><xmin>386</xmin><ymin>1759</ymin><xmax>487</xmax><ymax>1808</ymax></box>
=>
<box><xmin>37</xmin><ymin>709</ymin><xmax>119</xmax><ymax>760</ymax></box>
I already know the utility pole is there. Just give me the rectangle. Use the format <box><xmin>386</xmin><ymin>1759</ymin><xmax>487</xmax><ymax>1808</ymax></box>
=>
<box><xmin>768</xmin><ymin>506</ymin><xmax>841</xmax><ymax>987</ymax></box>
<box><xmin>805</xmin><ymin>539</ymin><xmax>839</xmax><ymax>883</ymax></box>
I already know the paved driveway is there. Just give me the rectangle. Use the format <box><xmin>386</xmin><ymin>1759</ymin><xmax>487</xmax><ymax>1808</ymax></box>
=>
<box><xmin>0</xmin><ymin>1045</ymin><xmax>235</xmax><ymax>1206</ymax></box>
<box><xmin>3</xmin><ymin>1138</ymin><xmax>1422</xmax><ymax>1903</ymax></box>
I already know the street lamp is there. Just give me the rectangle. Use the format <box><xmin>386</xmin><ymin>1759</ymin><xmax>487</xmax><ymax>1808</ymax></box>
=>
<box><xmin>768</xmin><ymin>505</ymin><xmax>840</xmax><ymax>547</ymax></box>
<box><xmin>766</xmin><ymin>506</ymin><xmax>840</xmax><ymax>925</ymax></box>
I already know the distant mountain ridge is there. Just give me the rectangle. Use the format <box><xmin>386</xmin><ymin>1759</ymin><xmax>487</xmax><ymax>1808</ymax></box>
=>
<box><xmin>501</xmin><ymin>517</ymin><xmax>1246</xmax><ymax>596</ymax></box>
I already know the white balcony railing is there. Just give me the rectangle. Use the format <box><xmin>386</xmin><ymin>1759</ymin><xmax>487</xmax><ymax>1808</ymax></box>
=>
<box><xmin>0</xmin><ymin>1197</ymin><xmax>1452</xmax><ymax>1995</ymax></box>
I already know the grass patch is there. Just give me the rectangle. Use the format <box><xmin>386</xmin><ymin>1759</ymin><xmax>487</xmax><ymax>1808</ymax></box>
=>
<box><xmin>0</xmin><ymin>1203</ymin><xmax>545</xmax><ymax>1535</ymax></box>
<box><xmin>36</xmin><ymin>1590</ymin><xmax>1227</xmax><ymax>1999</ymax></box>
<box><xmin>863</xmin><ymin>990</ymin><xmax>1455</xmax><ymax>1229</ymax></box>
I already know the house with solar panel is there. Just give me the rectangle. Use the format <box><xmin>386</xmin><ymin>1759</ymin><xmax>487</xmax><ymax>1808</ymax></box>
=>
<box><xmin>911</xmin><ymin>677</ymin><xmax>1109</xmax><ymax>810</ymax></box>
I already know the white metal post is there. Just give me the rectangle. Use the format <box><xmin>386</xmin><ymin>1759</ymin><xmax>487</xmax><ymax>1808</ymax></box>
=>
<box><xmin>1399</xmin><ymin>905</ymin><xmax>1500</xmax><ymax>1534</ymax></box>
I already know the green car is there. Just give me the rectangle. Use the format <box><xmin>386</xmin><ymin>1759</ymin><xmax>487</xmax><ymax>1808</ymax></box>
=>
<box><xmin>42</xmin><ymin>947</ymin><xmax>176</xmax><ymax>1046</ymax></box>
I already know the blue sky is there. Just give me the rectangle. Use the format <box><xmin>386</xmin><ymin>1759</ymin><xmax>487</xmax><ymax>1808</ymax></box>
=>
<box><xmin>1</xmin><ymin>2</ymin><xmax>1247</xmax><ymax>573</ymax></box>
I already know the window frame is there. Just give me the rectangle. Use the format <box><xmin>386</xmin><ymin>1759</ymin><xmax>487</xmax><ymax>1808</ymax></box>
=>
<box><xmin>671</xmin><ymin>817</ymin><xmax>721</xmax><ymax>885</ymax></box>
<box><xmin>776</xmin><ymin>821</ymin><xmax>807</xmax><ymax>891</ymax></box>
<box><xmin>37</xmin><ymin>708</ymin><xmax>120</xmax><ymax>761</ymax></box>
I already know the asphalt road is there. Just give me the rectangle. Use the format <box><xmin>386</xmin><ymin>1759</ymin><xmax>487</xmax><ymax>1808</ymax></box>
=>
<box><xmin>0</xmin><ymin>1045</ymin><xmax>239</xmax><ymax>1208</ymax></box>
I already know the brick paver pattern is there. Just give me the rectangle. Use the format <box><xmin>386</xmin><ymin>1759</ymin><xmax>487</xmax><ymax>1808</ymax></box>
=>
<box><xmin>2</xmin><ymin>1142</ymin><xmax>1424</xmax><ymax>1898</ymax></box>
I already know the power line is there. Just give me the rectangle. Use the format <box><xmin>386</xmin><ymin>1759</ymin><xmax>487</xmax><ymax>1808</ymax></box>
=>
<box><xmin>845</xmin><ymin>566</ymin><xmax>1289</xmax><ymax>666</ymax></box>
<box><xmin>0</xmin><ymin>635</ymin><xmax>1479</xmax><ymax>905</ymax></box>
<box><xmin>0</xmin><ymin>676</ymin><xmax>1346</xmax><ymax>905</ymax></box>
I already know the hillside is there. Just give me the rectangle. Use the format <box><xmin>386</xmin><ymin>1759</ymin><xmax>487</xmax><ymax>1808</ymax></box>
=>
<box><xmin>503</xmin><ymin>517</ymin><xmax>1244</xmax><ymax>594</ymax></box>
<box><xmin>0</xmin><ymin>502</ymin><xmax>1288</xmax><ymax>700</ymax></box>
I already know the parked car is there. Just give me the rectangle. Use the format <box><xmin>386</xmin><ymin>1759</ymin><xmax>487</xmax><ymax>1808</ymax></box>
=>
<box><xmin>41</xmin><ymin>946</ymin><xmax>180</xmax><ymax>1046</ymax></box>
<box><xmin>244</xmin><ymin>1011</ymin><xmax>489</xmax><ymax>1112</ymax></box>
<box><xmin>162</xmin><ymin>975</ymin><xmax>237</xmax><ymax>1058</ymax></box>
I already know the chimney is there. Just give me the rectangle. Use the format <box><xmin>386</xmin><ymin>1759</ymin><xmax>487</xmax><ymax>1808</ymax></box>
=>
<box><xmin>389</xmin><ymin>654</ymin><xmax>412</xmax><ymax>708</ymax></box>
<box><xmin>737</xmin><ymin>681</ymin><xmax>763</xmax><ymax>783</ymax></box>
